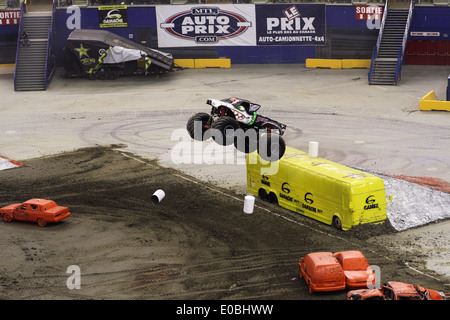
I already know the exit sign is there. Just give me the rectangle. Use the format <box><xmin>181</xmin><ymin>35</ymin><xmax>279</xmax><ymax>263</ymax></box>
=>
<box><xmin>355</xmin><ymin>5</ymin><xmax>383</xmax><ymax>20</ymax></box>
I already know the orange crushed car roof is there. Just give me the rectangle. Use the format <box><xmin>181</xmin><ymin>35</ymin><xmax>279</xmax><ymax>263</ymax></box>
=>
<box><xmin>24</xmin><ymin>199</ymin><xmax>56</xmax><ymax>207</ymax></box>
<box><xmin>335</xmin><ymin>251</ymin><xmax>365</xmax><ymax>259</ymax></box>
<box><xmin>306</xmin><ymin>252</ymin><xmax>339</xmax><ymax>266</ymax></box>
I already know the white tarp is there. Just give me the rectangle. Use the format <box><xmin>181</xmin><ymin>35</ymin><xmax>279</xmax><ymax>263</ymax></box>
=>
<box><xmin>104</xmin><ymin>46</ymin><xmax>146</xmax><ymax>64</ymax></box>
<box><xmin>0</xmin><ymin>156</ymin><xmax>22</xmax><ymax>171</ymax></box>
<box><xmin>156</xmin><ymin>4</ymin><xmax>256</xmax><ymax>48</ymax></box>
<box><xmin>379</xmin><ymin>175</ymin><xmax>450</xmax><ymax>231</ymax></box>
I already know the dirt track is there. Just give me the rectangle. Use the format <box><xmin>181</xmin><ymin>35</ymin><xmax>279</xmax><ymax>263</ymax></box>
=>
<box><xmin>0</xmin><ymin>145</ymin><xmax>447</xmax><ymax>300</ymax></box>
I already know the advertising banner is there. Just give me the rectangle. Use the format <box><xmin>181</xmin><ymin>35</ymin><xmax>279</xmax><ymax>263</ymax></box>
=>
<box><xmin>156</xmin><ymin>5</ymin><xmax>256</xmax><ymax>47</ymax></box>
<box><xmin>355</xmin><ymin>5</ymin><xmax>383</xmax><ymax>20</ymax></box>
<box><xmin>98</xmin><ymin>5</ymin><xmax>128</xmax><ymax>28</ymax></box>
<box><xmin>0</xmin><ymin>10</ymin><xmax>20</xmax><ymax>25</ymax></box>
<box><xmin>256</xmin><ymin>4</ymin><xmax>326</xmax><ymax>46</ymax></box>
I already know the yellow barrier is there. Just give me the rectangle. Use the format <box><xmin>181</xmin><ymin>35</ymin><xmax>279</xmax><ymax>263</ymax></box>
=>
<box><xmin>0</xmin><ymin>64</ymin><xmax>15</xmax><ymax>75</ymax></box>
<box><xmin>195</xmin><ymin>58</ymin><xmax>231</xmax><ymax>68</ymax></box>
<box><xmin>174</xmin><ymin>59</ymin><xmax>195</xmax><ymax>68</ymax></box>
<box><xmin>341</xmin><ymin>59</ymin><xmax>371</xmax><ymax>69</ymax></box>
<box><xmin>419</xmin><ymin>90</ymin><xmax>450</xmax><ymax>112</ymax></box>
<box><xmin>306</xmin><ymin>59</ymin><xmax>342</xmax><ymax>69</ymax></box>
<box><xmin>306</xmin><ymin>59</ymin><xmax>371</xmax><ymax>69</ymax></box>
<box><xmin>174</xmin><ymin>58</ymin><xmax>231</xmax><ymax>69</ymax></box>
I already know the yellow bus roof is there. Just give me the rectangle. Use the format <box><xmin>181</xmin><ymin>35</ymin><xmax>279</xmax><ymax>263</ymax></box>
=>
<box><xmin>261</xmin><ymin>147</ymin><xmax>381</xmax><ymax>186</ymax></box>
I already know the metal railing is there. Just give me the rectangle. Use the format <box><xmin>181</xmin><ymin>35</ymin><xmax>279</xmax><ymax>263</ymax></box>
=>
<box><xmin>45</xmin><ymin>0</ymin><xmax>57</xmax><ymax>89</ymax></box>
<box><xmin>394</xmin><ymin>0</ymin><xmax>414</xmax><ymax>84</ymax></box>
<box><xmin>368</xmin><ymin>0</ymin><xmax>388</xmax><ymax>82</ymax></box>
<box><xmin>13</xmin><ymin>0</ymin><xmax>26</xmax><ymax>91</ymax></box>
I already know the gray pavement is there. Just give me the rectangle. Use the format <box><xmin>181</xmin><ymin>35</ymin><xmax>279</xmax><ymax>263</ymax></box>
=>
<box><xmin>1</xmin><ymin>64</ymin><xmax>449</xmax><ymax>188</ymax></box>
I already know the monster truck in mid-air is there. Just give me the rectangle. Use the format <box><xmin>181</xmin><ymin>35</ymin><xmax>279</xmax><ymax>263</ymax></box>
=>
<box><xmin>186</xmin><ymin>97</ymin><xmax>287</xmax><ymax>161</ymax></box>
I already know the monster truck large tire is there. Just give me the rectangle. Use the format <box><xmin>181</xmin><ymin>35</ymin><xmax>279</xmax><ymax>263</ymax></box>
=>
<box><xmin>233</xmin><ymin>129</ymin><xmax>258</xmax><ymax>154</ymax></box>
<box><xmin>186</xmin><ymin>113</ymin><xmax>211</xmax><ymax>141</ymax></box>
<box><xmin>257</xmin><ymin>133</ymin><xmax>286</xmax><ymax>162</ymax></box>
<box><xmin>211</xmin><ymin>116</ymin><xmax>239</xmax><ymax>146</ymax></box>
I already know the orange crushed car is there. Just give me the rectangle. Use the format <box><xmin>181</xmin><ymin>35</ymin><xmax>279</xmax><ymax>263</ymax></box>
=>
<box><xmin>0</xmin><ymin>199</ymin><xmax>70</xmax><ymax>227</ymax></box>
<box><xmin>299</xmin><ymin>250</ymin><xmax>375</xmax><ymax>293</ymax></box>
<box><xmin>333</xmin><ymin>251</ymin><xmax>376</xmax><ymax>289</ymax></box>
<box><xmin>347</xmin><ymin>281</ymin><xmax>448</xmax><ymax>300</ymax></box>
<box><xmin>298</xmin><ymin>252</ymin><xmax>346</xmax><ymax>293</ymax></box>
<box><xmin>346</xmin><ymin>288</ymin><xmax>385</xmax><ymax>300</ymax></box>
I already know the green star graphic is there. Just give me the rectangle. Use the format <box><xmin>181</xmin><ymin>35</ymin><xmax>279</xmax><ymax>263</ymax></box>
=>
<box><xmin>74</xmin><ymin>44</ymin><xmax>90</xmax><ymax>58</ymax></box>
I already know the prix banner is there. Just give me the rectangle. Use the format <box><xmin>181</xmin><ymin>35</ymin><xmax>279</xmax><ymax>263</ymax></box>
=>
<box><xmin>256</xmin><ymin>4</ymin><xmax>326</xmax><ymax>46</ymax></box>
<box><xmin>156</xmin><ymin>5</ymin><xmax>256</xmax><ymax>47</ymax></box>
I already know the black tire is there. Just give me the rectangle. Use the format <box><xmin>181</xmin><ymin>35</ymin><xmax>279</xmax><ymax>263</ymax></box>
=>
<box><xmin>258</xmin><ymin>188</ymin><xmax>268</xmax><ymax>201</ymax></box>
<box><xmin>257</xmin><ymin>133</ymin><xmax>286</xmax><ymax>162</ymax></box>
<box><xmin>233</xmin><ymin>129</ymin><xmax>258</xmax><ymax>154</ymax></box>
<box><xmin>211</xmin><ymin>116</ymin><xmax>239</xmax><ymax>146</ymax></box>
<box><xmin>186</xmin><ymin>113</ymin><xmax>211</xmax><ymax>141</ymax></box>
<box><xmin>268</xmin><ymin>192</ymin><xmax>278</xmax><ymax>204</ymax></box>
<box><xmin>332</xmin><ymin>216</ymin><xmax>342</xmax><ymax>230</ymax></box>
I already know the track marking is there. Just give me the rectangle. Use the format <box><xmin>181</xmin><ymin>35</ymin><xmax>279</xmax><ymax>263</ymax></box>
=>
<box><xmin>404</xmin><ymin>262</ymin><xmax>441</xmax><ymax>281</ymax></box>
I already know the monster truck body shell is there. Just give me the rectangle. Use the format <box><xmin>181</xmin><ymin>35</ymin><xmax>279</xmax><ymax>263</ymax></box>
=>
<box><xmin>207</xmin><ymin>97</ymin><xmax>286</xmax><ymax>135</ymax></box>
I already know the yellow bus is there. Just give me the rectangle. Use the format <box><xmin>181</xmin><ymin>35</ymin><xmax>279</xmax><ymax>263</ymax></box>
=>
<box><xmin>246</xmin><ymin>147</ymin><xmax>392</xmax><ymax>231</ymax></box>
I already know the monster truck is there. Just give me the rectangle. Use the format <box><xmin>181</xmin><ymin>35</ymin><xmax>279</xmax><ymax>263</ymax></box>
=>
<box><xmin>186</xmin><ymin>97</ymin><xmax>287</xmax><ymax>161</ymax></box>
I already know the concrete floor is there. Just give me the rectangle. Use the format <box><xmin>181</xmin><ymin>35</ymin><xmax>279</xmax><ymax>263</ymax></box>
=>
<box><xmin>1</xmin><ymin>64</ymin><xmax>449</xmax><ymax>185</ymax></box>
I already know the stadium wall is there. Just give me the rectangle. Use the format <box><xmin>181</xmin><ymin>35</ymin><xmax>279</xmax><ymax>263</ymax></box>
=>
<box><xmin>1</xmin><ymin>4</ymin><xmax>449</xmax><ymax>66</ymax></box>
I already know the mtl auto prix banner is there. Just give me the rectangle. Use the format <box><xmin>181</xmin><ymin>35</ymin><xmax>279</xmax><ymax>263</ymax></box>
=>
<box><xmin>256</xmin><ymin>4</ymin><xmax>326</xmax><ymax>46</ymax></box>
<box><xmin>156</xmin><ymin>5</ymin><xmax>256</xmax><ymax>47</ymax></box>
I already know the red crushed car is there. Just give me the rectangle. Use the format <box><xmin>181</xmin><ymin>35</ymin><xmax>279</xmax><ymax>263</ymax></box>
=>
<box><xmin>346</xmin><ymin>288</ymin><xmax>385</xmax><ymax>300</ymax></box>
<box><xmin>0</xmin><ymin>199</ymin><xmax>70</xmax><ymax>227</ymax></box>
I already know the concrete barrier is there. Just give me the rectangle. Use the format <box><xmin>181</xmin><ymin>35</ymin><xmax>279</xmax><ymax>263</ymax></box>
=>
<box><xmin>419</xmin><ymin>90</ymin><xmax>450</xmax><ymax>112</ymax></box>
<box><xmin>341</xmin><ymin>59</ymin><xmax>371</xmax><ymax>69</ymax></box>
<box><xmin>195</xmin><ymin>58</ymin><xmax>231</xmax><ymax>69</ymax></box>
<box><xmin>306</xmin><ymin>59</ymin><xmax>371</xmax><ymax>69</ymax></box>
<box><xmin>306</xmin><ymin>59</ymin><xmax>342</xmax><ymax>69</ymax></box>
<box><xmin>175</xmin><ymin>58</ymin><xmax>231</xmax><ymax>69</ymax></box>
<box><xmin>0</xmin><ymin>64</ymin><xmax>15</xmax><ymax>75</ymax></box>
<box><xmin>174</xmin><ymin>59</ymin><xmax>195</xmax><ymax>69</ymax></box>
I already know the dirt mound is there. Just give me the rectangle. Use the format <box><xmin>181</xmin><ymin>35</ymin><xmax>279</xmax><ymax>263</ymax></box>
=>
<box><xmin>0</xmin><ymin>146</ymin><xmax>446</xmax><ymax>299</ymax></box>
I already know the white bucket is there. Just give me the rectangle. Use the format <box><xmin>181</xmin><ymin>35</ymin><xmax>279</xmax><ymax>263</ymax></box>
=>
<box><xmin>243</xmin><ymin>195</ymin><xmax>255</xmax><ymax>214</ymax></box>
<box><xmin>151</xmin><ymin>189</ymin><xmax>165</xmax><ymax>204</ymax></box>
<box><xmin>308</xmin><ymin>141</ymin><xmax>319</xmax><ymax>158</ymax></box>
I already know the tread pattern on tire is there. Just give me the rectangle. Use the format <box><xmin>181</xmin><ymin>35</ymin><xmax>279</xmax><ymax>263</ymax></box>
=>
<box><xmin>187</xmin><ymin>113</ymin><xmax>210</xmax><ymax>141</ymax></box>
